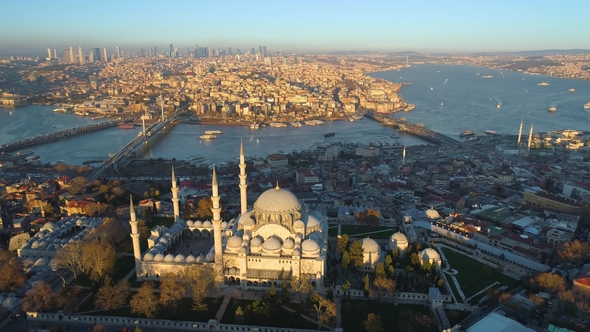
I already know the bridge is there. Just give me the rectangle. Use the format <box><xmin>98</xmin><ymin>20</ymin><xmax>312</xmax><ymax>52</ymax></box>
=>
<box><xmin>365</xmin><ymin>112</ymin><xmax>460</xmax><ymax>146</ymax></box>
<box><xmin>0</xmin><ymin>118</ymin><xmax>137</xmax><ymax>153</ymax></box>
<box><xmin>86</xmin><ymin>107</ymin><xmax>186</xmax><ymax>182</ymax></box>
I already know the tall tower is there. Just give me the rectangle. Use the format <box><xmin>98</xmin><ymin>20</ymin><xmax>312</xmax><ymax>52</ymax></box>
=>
<box><xmin>517</xmin><ymin>118</ymin><xmax>523</xmax><ymax>144</ymax></box>
<box><xmin>116</xmin><ymin>46</ymin><xmax>120</xmax><ymax>58</ymax></box>
<box><xmin>402</xmin><ymin>145</ymin><xmax>406</xmax><ymax>164</ymax></box>
<box><xmin>171</xmin><ymin>167</ymin><xmax>180</xmax><ymax>220</ymax></box>
<box><xmin>527</xmin><ymin>122</ymin><xmax>534</xmax><ymax>152</ymax></box>
<box><xmin>103</xmin><ymin>48</ymin><xmax>108</xmax><ymax>62</ymax></box>
<box><xmin>211</xmin><ymin>166</ymin><xmax>223</xmax><ymax>265</ymax></box>
<box><xmin>239</xmin><ymin>139</ymin><xmax>248</xmax><ymax>214</ymax></box>
<box><xmin>129</xmin><ymin>196</ymin><xmax>141</xmax><ymax>262</ymax></box>
<box><xmin>78</xmin><ymin>46</ymin><xmax>84</xmax><ymax>64</ymax></box>
<box><xmin>47</xmin><ymin>48</ymin><xmax>52</xmax><ymax>59</ymax></box>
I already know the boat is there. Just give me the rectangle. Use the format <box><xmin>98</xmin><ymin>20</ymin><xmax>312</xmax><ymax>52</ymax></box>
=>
<box><xmin>548</xmin><ymin>106</ymin><xmax>557</xmax><ymax>113</ymax></box>
<box><xmin>459</xmin><ymin>130</ymin><xmax>476</xmax><ymax>137</ymax></box>
<box><xmin>475</xmin><ymin>73</ymin><xmax>480</xmax><ymax>76</ymax></box>
<box><xmin>482</xmin><ymin>75</ymin><xmax>493</xmax><ymax>79</ymax></box>
<box><xmin>584</xmin><ymin>102</ymin><xmax>590</xmax><ymax>110</ymax></box>
<box><xmin>440</xmin><ymin>102</ymin><xmax>444</xmax><ymax>106</ymax></box>
<box><xmin>91</xmin><ymin>115</ymin><xmax>106</xmax><ymax>120</ymax></box>
<box><xmin>351</xmin><ymin>114</ymin><xmax>364</xmax><ymax>121</ymax></box>
<box><xmin>390</xmin><ymin>132</ymin><xmax>400</xmax><ymax>139</ymax></box>
<box><xmin>205</xmin><ymin>130</ymin><xmax>223</xmax><ymax>135</ymax></box>
<box><xmin>497</xmin><ymin>103</ymin><xmax>501</xmax><ymax>109</ymax></box>
<box><xmin>250</xmin><ymin>123</ymin><xmax>259</xmax><ymax>129</ymax></box>
<box><xmin>324</xmin><ymin>132</ymin><xmax>335</xmax><ymax>137</ymax></box>
<box><xmin>200</xmin><ymin>134</ymin><xmax>218</xmax><ymax>140</ymax></box>
<box><xmin>15</xmin><ymin>149</ymin><xmax>34</xmax><ymax>157</ymax></box>
<box><xmin>290</xmin><ymin>122</ymin><xmax>302</xmax><ymax>127</ymax></box>
<box><xmin>269</xmin><ymin>122</ymin><xmax>287</xmax><ymax>128</ymax></box>
<box><xmin>569</xmin><ymin>88</ymin><xmax>575</xmax><ymax>93</ymax></box>
<box><xmin>430</xmin><ymin>87</ymin><xmax>434</xmax><ymax>91</ymax></box>
<box><xmin>305</xmin><ymin>120</ymin><xmax>324</xmax><ymax>126</ymax></box>
<box><xmin>537</xmin><ymin>81</ymin><xmax>550</xmax><ymax>86</ymax></box>
<box><xmin>485</xmin><ymin>130</ymin><xmax>497</xmax><ymax>135</ymax></box>
<box><xmin>53</xmin><ymin>108</ymin><xmax>67</xmax><ymax>113</ymax></box>
<box><xmin>118</xmin><ymin>123</ymin><xmax>135</xmax><ymax>129</ymax></box>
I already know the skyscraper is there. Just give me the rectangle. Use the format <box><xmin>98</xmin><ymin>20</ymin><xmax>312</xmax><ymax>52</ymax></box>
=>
<box><xmin>251</xmin><ymin>48</ymin><xmax>256</xmax><ymax>55</ymax></box>
<box><xmin>64</xmin><ymin>47</ymin><xmax>74</xmax><ymax>63</ymax></box>
<box><xmin>53</xmin><ymin>49</ymin><xmax>57</xmax><ymax>59</ymax></box>
<box><xmin>78</xmin><ymin>46</ymin><xmax>84</xmax><ymax>64</ymax></box>
<box><xmin>263</xmin><ymin>46</ymin><xmax>267</xmax><ymax>57</ymax></box>
<box><xmin>103</xmin><ymin>48</ymin><xmax>108</xmax><ymax>62</ymax></box>
<box><xmin>227</xmin><ymin>47</ymin><xmax>232</xmax><ymax>55</ymax></box>
<box><xmin>149</xmin><ymin>47</ymin><xmax>152</xmax><ymax>58</ymax></box>
<box><xmin>116</xmin><ymin>46</ymin><xmax>121</xmax><ymax>58</ymax></box>
<box><xmin>154</xmin><ymin>46</ymin><xmax>157</xmax><ymax>57</ymax></box>
<box><xmin>90</xmin><ymin>48</ymin><xmax>101</xmax><ymax>62</ymax></box>
<box><xmin>140</xmin><ymin>48</ymin><xmax>145</xmax><ymax>57</ymax></box>
<box><xmin>47</xmin><ymin>48</ymin><xmax>52</xmax><ymax>59</ymax></box>
<box><xmin>259</xmin><ymin>46</ymin><xmax>262</xmax><ymax>55</ymax></box>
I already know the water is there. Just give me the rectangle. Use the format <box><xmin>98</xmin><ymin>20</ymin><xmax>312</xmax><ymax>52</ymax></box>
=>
<box><xmin>1</xmin><ymin>64</ymin><xmax>589</xmax><ymax>165</ymax></box>
<box><xmin>371</xmin><ymin>64</ymin><xmax>590</xmax><ymax>136</ymax></box>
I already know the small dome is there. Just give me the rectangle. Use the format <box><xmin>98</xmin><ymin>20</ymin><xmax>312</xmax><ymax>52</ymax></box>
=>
<box><xmin>42</xmin><ymin>222</ymin><xmax>55</xmax><ymax>230</ymax></box>
<box><xmin>250</xmin><ymin>237</ymin><xmax>262</xmax><ymax>247</ymax></box>
<box><xmin>174</xmin><ymin>254</ymin><xmax>185</xmax><ymax>262</ymax></box>
<box><xmin>283</xmin><ymin>238</ymin><xmax>295</xmax><ymax>250</ymax></box>
<box><xmin>242</xmin><ymin>216</ymin><xmax>255</xmax><ymax>226</ymax></box>
<box><xmin>154</xmin><ymin>254</ymin><xmax>165</xmax><ymax>262</ymax></box>
<box><xmin>227</xmin><ymin>236</ymin><xmax>243</xmax><ymax>249</ymax></box>
<box><xmin>202</xmin><ymin>220</ymin><xmax>212</xmax><ymax>228</ymax></box>
<box><xmin>185</xmin><ymin>255</ymin><xmax>196</xmax><ymax>263</ymax></box>
<box><xmin>194</xmin><ymin>220</ymin><xmax>203</xmax><ymax>227</ymax></box>
<box><xmin>420</xmin><ymin>248</ymin><xmax>440</xmax><ymax>261</ymax></box>
<box><xmin>31</xmin><ymin>241</ymin><xmax>40</xmax><ymax>249</ymax></box>
<box><xmin>362</xmin><ymin>237</ymin><xmax>379</xmax><ymax>253</ymax></box>
<box><xmin>254</xmin><ymin>187</ymin><xmax>301</xmax><ymax>212</ymax></box>
<box><xmin>306</xmin><ymin>215</ymin><xmax>320</xmax><ymax>229</ymax></box>
<box><xmin>425</xmin><ymin>207</ymin><xmax>440</xmax><ymax>219</ymax></box>
<box><xmin>390</xmin><ymin>231</ymin><xmax>408</xmax><ymax>243</ymax></box>
<box><xmin>164</xmin><ymin>254</ymin><xmax>175</xmax><ymax>262</ymax></box>
<box><xmin>221</xmin><ymin>221</ymin><xmax>228</xmax><ymax>229</ymax></box>
<box><xmin>293</xmin><ymin>249</ymin><xmax>301</xmax><ymax>256</ymax></box>
<box><xmin>262</xmin><ymin>237</ymin><xmax>282</xmax><ymax>252</ymax></box>
<box><xmin>143</xmin><ymin>253</ymin><xmax>154</xmax><ymax>261</ymax></box>
<box><xmin>293</xmin><ymin>220</ymin><xmax>305</xmax><ymax>230</ymax></box>
<box><xmin>301</xmin><ymin>239</ymin><xmax>319</xmax><ymax>252</ymax></box>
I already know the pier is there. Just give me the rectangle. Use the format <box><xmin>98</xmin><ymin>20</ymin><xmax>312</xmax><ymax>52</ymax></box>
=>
<box><xmin>0</xmin><ymin>118</ymin><xmax>136</xmax><ymax>153</ymax></box>
<box><xmin>365</xmin><ymin>112</ymin><xmax>460</xmax><ymax>145</ymax></box>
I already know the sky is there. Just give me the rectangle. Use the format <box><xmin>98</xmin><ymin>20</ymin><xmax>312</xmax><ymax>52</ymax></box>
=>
<box><xmin>2</xmin><ymin>0</ymin><xmax>590</xmax><ymax>56</ymax></box>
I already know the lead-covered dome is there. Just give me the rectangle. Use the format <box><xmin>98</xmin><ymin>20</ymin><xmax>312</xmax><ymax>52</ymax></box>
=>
<box><xmin>389</xmin><ymin>231</ymin><xmax>408</xmax><ymax>252</ymax></box>
<box><xmin>262</xmin><ymin>237</ymin><xmax>282</xmax><ymax>252</ymax></box>
<box><xmin>425</xmin><ymin>207</ymin><xmax>440</xmax><ymax>219</ymax></box>
<box><xmin>254</xmin><ymin>187</ymin><xmax>300</xmax><ymax>212</ymax></box>
<box><xmin>420</xmin><ymin>248</ymin><xmax>441</xmax><ymax>266</ymax></box>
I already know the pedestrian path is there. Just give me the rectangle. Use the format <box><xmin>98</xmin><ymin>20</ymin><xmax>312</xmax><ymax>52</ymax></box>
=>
<box><xmin>214</xmin><ymin>294</ymin><xmax>232</xmax><ymax>322</ymax></box>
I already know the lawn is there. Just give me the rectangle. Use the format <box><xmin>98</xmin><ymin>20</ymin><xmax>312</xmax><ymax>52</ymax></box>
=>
<box><xmin>328</xmin><ymin>225</ymin><xmax>398</xmax><ymax>239</ymax></box>
<box><xmin>441</xmin><ymin>248</ymin><xmax>519</xmax><ymax>298</ymax></box>
<box><xmin>112</xmin><ymin>255</ymin><xmax>136</xmax><ymax>281</ymax></box>
<box><xmin>341</xmin><ymin>300</ymin><xmax>438</xmax><ymax>332</ymax></box>
<box><xmin>220</xmin><ymin>299</ymin><xmax>323</xmax><ymax>330</ymax></box>
<box><xmin>444</xmin><ymin>272</ymin><xmax>463</xmax><ymax>303</ymax></box>
<box><xmin>445</xmin><ymin>309</ymin><xmax>471</xmax><ymax>327</ymax></box>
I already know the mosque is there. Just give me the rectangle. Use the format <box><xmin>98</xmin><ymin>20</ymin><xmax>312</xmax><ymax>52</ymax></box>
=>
<box><xmin>129</xmin><ymin>141</ymin><xmax>328</xmax><ymax>290</ymax></box>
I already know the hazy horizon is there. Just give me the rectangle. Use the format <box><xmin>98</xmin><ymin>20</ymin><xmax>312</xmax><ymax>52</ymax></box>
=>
<box><xmin>2</xmin><ymin>0</ymin><xmax>590</xmax><ymax>56</ymax></box>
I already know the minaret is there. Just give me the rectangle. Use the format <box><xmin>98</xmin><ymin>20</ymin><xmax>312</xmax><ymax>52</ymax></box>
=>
<box><xmin>402</xmin><ymin>145</ymin><xmax>406</xmax><ymax>164</ymax></box>
<box><xmin>171</xmin><ymin>167</ymin><xmax>180</xmax><ymax>220</ymax></box>
<box><xmin>518</xmin><ymin>118</ymin><xmax>523</xmax><ymax>144</ymax></box>
<box><xmin>238</xmin><ymin>139</ymin><xmax>248</xmax><ymax>214</ymax></box>
<box><xmin>527</xmin><ymin>122</ymin><xmax>534</xmax><ymax>152</ymax></box>
<box><xmin>211</xmin><ymin>165</ymin><xmax>223</xmax><ymax>265</ymax></box>
<box><xmin>161</xmin><ymin>97</ymin><xmax>165</xmax><ymax>122</ymax></box>
<box><xmin>129</xmin><ymin>196</ymin><xmax>141</xmax><ymax>262</ymax></box>
<box><xmin>142</xmin><ymin>116</ymin><xmax>146</xmax><ymax>138</ymax></box>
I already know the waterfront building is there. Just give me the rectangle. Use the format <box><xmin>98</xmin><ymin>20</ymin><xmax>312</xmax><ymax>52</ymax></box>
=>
<box><xmin>131</xmin><ymin>142</ymin><xmax>328</xmax><ymax>290</ymax></box>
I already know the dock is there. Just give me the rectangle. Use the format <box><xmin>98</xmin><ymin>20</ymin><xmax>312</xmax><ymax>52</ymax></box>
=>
<box><xmin>365</xmin><ymin>112</ymin><xmax>459</xmax><ymax>146</ymax></box>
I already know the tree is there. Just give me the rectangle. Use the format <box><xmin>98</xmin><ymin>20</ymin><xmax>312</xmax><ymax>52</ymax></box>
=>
<box><xmin>91</xmin><ymin>324</ymin><xmax>107</xmax><ymax>332</ymax></box>
<box><xmin>94</xmin><ymin>278</ymin><xmax>129</xmax><ymax>311</ymax></box>
<box><xmin>349</xmin><ymin>240</ymin><xmax>364</xmax><ymax>267</ymax></box>
<box><xmin>375</xmin><ymin>262</ymin><xmax>386</xmax><ymax>279</ymax></box>
<box><xmin>196</xmin><ymin>197</ymin><xmax>213</xmax><ymax>219</ymax></box>
<box><xmin>534</xmin><ymin>273</ymin><xmax>565</xmax><ymax>293</ymax></box>
<box><xmin>337</xmin><ymin>234</ymin><xmax>349</xmax><ymax>255</ymax></box>
<box><xmin>0</xmin><ymin>250</ymin><xmax>26</xmax><ymax>292</ymax></box>
<box><xmin>422</xmin><ymin>258</ymin><xmax>432</xmax><ymax>271</ymax></box>
<box><xmin>22</xmin><ymin>281</ymin><xmax>57</xmax><ymax>312</ymax></box>
<box><xmin>355</xmin><ymin>209</ymin><xmax>380</xmax><ymax>225</ymax></box>
<box><xmin>180</xmin><ymin>264</ymin><xmax>218</xmax><ymax>311</ymax></box>
<box><xmin>289</xmin><ymin>275</ymin><xmax>313</xmax><ymax>301</ymax></box>
<box><xmin>558</xmin><ymin>240</ymin><xmax>590</xmax><ymax>265</ymax></box>
<box><xmin>363</xmin><ymin>274</ymin><xmax>370</xmax><ymax>292</ymax></box>
<box><xmin>159</xmin><ymin>274</ymin><xmax>187</xmax><ymax>309</ymax></box>
<box><xmin>68</xmin><ymin>176</ymin><xmax>88</xmax><ymax>195</ymax></box>
<box><xmin>81</xmin><ymin>241</ymin><xmax>116</xmax><ymax>282</ymax></box>
<box><xmin>341</xmin><ymin>250</ymin><xmax>351</xmax><ymax>268</ymax></box>
<box><xmin>342</xmin><ymin>280</ymin><xmax>351</xmax><ymax>296</ymax></box>
<box><xmin>52</xmin><ymin>241</ymin><xmax>84</xmax><ymax>280</ymax></box>
<box><xmin>437</xmin><ymin>279</ymin><xmax>445</xmax><ymax>287</ymax></box>
<box><xmin>310</xmin><ymin>292</ymin><xmax>337</xmax><ymax>329</ymax></box>
<box><xmin>269</xmin><ymin>283</ymin><xmax>277</xmax><ymax>296</ymax></box>
<box><xmin>235</xmin><ymin>306</ymin><xmax>245</xmax><ymax>324</ymax></box>
<box><xmin>364</xmin><ymin>313</ymin><xmax>385</xmax><ymax>332</ymax></box>
<box><xmin>131</xmin><ymin>282</ymin><xmax>159</xmax><ymax>318</ymax></box>
<box><xmin>373</xmin><ymin>277</ymin><xmax>396</xmax><ymax>293</ymax></box>
<box><xmin>385</xmin><ymin>255</ymin><xmax>393</xmax><ymax>269</ymax></box>
<box><xmin>410</xmin><ymin>253</ymin><xmax>421</xmax><ymax>266</ymax></box>
<box><xmin>387</xmin><ymin>265</ymin><xmax>395</xmax><ymax>277</ymax></box>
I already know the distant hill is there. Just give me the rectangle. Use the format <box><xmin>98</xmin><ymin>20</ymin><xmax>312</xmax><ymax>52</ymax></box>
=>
<box><xmin>471</xmin><ymin>49</ymin><xmax>590</xmax><ymax>56</ymax></box>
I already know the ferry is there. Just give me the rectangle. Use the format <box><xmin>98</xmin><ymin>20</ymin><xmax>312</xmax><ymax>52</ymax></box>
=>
<box><xmin>482</xmin><ymin>75</ymin><xmax>493</xmax><ymax>79</ymax></box>
<box><xmin>269</xmin><ymin>122</ymin><xmax>287</xmax><ymax>128</ymax></box>
<box><xmin>537</xmin><ymin>81</ymin><xmax>550</xmax><ymax>86</ymax></box>
<box><xmin>118</xmin><ymin>123</ymin><xmax>135</xmax><ymax>129</ymax></box>
<box><xmin>250</xmin><ymin>123</ymin><xmax>260</xmax><ymax>129</ymax></box>
<box><xmin>53</xmin><ymin>108</ymin><xmax>67</xmax><ymax>113</ymax></box>
<box><xmin>15</xmin><ymin>149</ymin><xmax>34</xmax><ymax>157</ymax></box>
<box><xmin>205</xmin><ymin>130</ymin><xmax>223</xmax><ymax>135</ymax></box>
<box><xmin>584</xmin><ymin>102</ymin><xmax>590</xmax><ymax>110</ymax></box>
<box><xmin>548</xmin><ymin>106</ymin><xmax>557</xmax><ymax>113</ymax></box>
<box><xmin>459</xmin><ymin>130</ymin><xmax>476</xmax><ymax>137</ymax></box>
<box><xmin>200</xmin><ymin>134</ymin><xmax>218</xmax><ymax>140</ymax></box>
<box><xmin>485</xmin><ymin>130</ymin><xmax>497</xmax><ymax>135</ymax></box>
<box><xmin>497</xmin><ymin>103</ymin><xmax>501</xmax><ymax>109</ymax></box>
<box><xmin>91</xmin><ymin>115</ymin><xmax>106</xmax><ymax>120</ymax></box>
<box><xmin>569</xmin><ymin>88</ymin><xmax>575</xmax><ymax>93</ymax></box>
<box><xmin>324</xmin><ymin>132</ymin><xmax>335</xmax><ymax>137</ymax></box>
<box><xmin>390</xmin><ymin>132</ymin><xmax>400</xmax><ymax>139</ymax></box>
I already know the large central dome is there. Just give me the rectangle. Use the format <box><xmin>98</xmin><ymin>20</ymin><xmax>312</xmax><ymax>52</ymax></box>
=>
<box><xmin>254</xmin><ymin>187</ymin><xmax>301</xmax><ymax>212</ymax></box>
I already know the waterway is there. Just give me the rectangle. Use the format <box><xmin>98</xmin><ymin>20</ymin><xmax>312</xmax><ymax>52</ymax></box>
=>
<box><xmin>1</xmin><ymin>64</ymin><xmax>589</xmax><ymax>166</ymax></box>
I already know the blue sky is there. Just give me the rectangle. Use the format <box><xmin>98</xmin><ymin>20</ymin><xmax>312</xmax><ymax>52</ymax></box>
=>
<box><xmin>2</xmin><ymin>0</ymin><xmax>589</xmax><ymax>55</ymax></box>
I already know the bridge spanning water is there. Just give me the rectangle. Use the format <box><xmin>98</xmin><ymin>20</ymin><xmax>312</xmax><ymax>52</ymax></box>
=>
<box><xmin>0</xmin><ymin>118</ymin><xmax>136</xmax><ymax>153</ymax></box>
<box><xmin>86</xmin><ymin>108</ymin><xmax>186</xmax><ymax>182</ymax></box>
<box><xmin>365</xmin><ymin>112</ymin><xmax>460</xmax><ymax>146</ymax></box>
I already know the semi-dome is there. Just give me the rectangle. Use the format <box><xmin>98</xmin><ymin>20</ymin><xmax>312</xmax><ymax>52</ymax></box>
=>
<box><xmin>306</xmin><ymin>215</ymin><xmax>320</xmax><ymax>229</ymax></box>
<box><xmin>293</xmin><ymin>219</ymin><xmax>305</xmax><ymax>229</ymax></box>
<box><xmin>362</xmin><ymin>237</ymin><xmax>379</xmax><ymax>253</ymax></box>
<box><xmin>301</xmin><ymin>239</ymin><xmax>319</xmax><ymax>252</ymax></box>
<box><xmin>253</xmin><ymin>187</ymin><xmax>300</xmax><ymax>212</ymax></box>
<box><xmin>227</xmin><ymin>236</ymin><xmax>243</xmax><ymax>249</ymax></box>
<box><xmin>262</xmin><ymin>237</ymin><xmax>282</xmax><ymax>252</ymax></box>
<box><xmin>425</xmin><ymin>207</ymin><xmax>440</xmax><ymax>219</ymax></box>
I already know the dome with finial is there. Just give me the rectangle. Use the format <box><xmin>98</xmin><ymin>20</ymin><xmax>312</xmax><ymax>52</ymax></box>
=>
<box><xmin>253</xmin><ymin>187</ymin><xmax>300</xmax><ymax>213</ymax></box>
<box><xmin>425</xmin><ymin>207</ymin><xmax>440</xmax><ymax>219</ymax></box>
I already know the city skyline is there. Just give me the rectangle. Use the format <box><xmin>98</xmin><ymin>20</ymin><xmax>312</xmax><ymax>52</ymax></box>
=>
<box><xmin>2</xmin><ymin>0</ymin><xmax>590</xmax><ymax>56</ymax></box>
